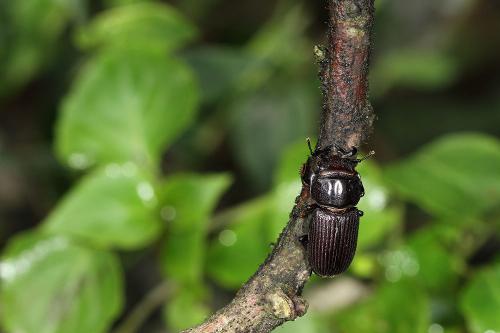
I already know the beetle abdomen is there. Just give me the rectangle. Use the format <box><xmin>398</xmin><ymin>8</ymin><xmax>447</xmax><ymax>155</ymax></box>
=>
<box><xmin>307</xmin><ymin>208</ymin><xmax>359</xmax><ymax>277</ymax></box>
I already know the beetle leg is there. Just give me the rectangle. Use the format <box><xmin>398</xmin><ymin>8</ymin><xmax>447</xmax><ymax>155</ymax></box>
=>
<box><xmin>298</xmin><ymin>235</ymin><xmax>308</xmax><ymax>247</ymax></box>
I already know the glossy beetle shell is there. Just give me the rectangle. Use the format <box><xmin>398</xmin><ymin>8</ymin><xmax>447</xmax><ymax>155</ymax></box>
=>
<box><xmin>310</xmin><ymin>176</ymin><xmax>364</xmax><ymax>208</ymax></box>
<box><xmin>307</xmin><ymin>207</ymin><xmax>359</xmax><ymax>277</ymax></box>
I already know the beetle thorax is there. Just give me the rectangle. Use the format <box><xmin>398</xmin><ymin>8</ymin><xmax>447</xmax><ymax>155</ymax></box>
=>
<box><xmin>302</xmin><ymin>153</ymin><xmax>364</xmax><ymax>209</ymax></box>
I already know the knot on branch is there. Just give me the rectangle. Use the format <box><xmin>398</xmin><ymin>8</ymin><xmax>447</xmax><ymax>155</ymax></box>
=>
<box><xmin>266</xmin><ymin>289</ymin><xmax>308</xmax><ymax>320</ymax></box>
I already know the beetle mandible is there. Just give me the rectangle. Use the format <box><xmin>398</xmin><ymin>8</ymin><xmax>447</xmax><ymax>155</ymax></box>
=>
<box><xmin>300</xmin><ymin>139</ymin><xmax>373</xmax><ymax>277</ymax></box>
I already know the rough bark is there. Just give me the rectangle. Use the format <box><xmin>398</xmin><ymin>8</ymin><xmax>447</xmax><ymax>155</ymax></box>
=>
<box><xmin>183</xmin><ymin>1</ymin><xmax>375</xmax><ymax>332</ymax></box>
<box><xmin>318</xmin><ymin>0</ymin><xmax>375</xmax><ymax>151</ymax></box>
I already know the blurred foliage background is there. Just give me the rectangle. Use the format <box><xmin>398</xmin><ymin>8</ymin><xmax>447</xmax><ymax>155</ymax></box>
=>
<box><xmin>0</xmin><ymin>0</ymin><xmax>499</xmax><ymax>333</ymax></box>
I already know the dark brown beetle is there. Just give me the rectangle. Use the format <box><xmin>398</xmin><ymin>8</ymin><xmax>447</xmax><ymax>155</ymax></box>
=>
<box><xmin>300</xmin><ymin>140</ymin><xmax>372</xmax><ymax>277</ymax></box>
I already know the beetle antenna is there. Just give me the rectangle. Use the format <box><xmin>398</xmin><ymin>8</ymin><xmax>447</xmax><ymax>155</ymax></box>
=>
<box><xmin>356</xmin><ymin>150</ymin><xmax>375</xmax><ymax>163</ymax></box>
<box><xmin>306</xmin><ymin>137</ymin><xmax>313</xmax><ymax>156</ymax></box>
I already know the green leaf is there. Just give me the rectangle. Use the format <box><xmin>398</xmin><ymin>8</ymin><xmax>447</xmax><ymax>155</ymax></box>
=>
<box><xmin>356</xmin><ymin>161</ymin><xmax>403</xmax><ymax>251</ymax></box>
<box><xmin>165</xmin><ymin>288</ymin><xmax>209</xmax><ymax>331</ymax></box>
<box><xmin>406</xmin><ymin>226</ymin><xmax>463</xmax><ymax>292</ymax></box>
<box><xmin>103</xmin><ymin>0</ymin><xmax>153</xmax><ymax>8</ymax></box>
<box><xmin>43</xmin><ymin>164</ymin><xmax>161</xmax><ymax>249</ymax></box>
<box><xmin>246</xmin><ymin>3</ymin><xmax>310</xmax><ymax>74</ymax></box>
<box><xmin>268</xmin><ymin>180</ymin><xmax>301</xmax><ymax>242</ymax></box>
<box><xmin>0</xmin><ymin>232</ymin><xmax>123</xmax><ymax>333</ymax></box>
<box><xmin>336</xmin><ymin>281</ymin><xmax>429</xmax><ymax>333</ymax></box>
<box><xmin>371</xmin><ymin>50</ymin><xmax>459</xmax><ymax>97</ymax></box>
<box><xmin>274</xmin><ymin>312</ymin><xmax>329</xmax><ymax>333</ymax></box>
<box><xmin>274</xmin><ymin>139</ymin><xmax>310</xmax><ymax>185</ymax></box>
<box><xmin>266</xmin><ymin>140</ymin><xmax>309</xmax><ymax>239</ymax></box>
<box><xmin>185</xmin><ymin>46</ymin><xmax>255</xmax><ymax>103</ymax></box>
<box><xmin>160</xmin><ymin>173</ymin><xmax>232</xmax><ymax>284</ymax></box>
<box><xmin>460</xmin><ymin>262</ymin><xmax>500</xmax><ymax>333</ymax></box>
<box><xmin>350</xmin><ymin>161</ymin><xmax>405</xmax><ymax>277</ymax></box>
<box><xmin>76</xmin><ymin>2</ymin><xmax>197</xmax><ymax>52</ymax></box>
<box><xmin>0</xmin><ymin>0</ymin><xmax>82</xmax><ymax>95</ymax></box>
<box><xmin>56</xmin><ymin>49</ymin><xmax>199</xmax><ymax>169</ymax></box>
<box><xmin>222</xmin><ymin>4</ymin><xmax>316</xmax><ymax>190</ymax></box>
<box><xmin>207</xmin><ymin>199</ymin><xmax>271</xmax><ymax>289</ymax></box>
<box><xmin>229</xmin><ymin>82</ymin><xmax>316</xmax><ymax>190</ymax></box>
<box><xmin>384</xmin><ymin>133</ymin><xmax>500</xmax><ymax>219</ymax></box>
<box><xmin>159</xmin><ymin>174</ymin><xmax>230</xmax><ymax>331</ymax></box>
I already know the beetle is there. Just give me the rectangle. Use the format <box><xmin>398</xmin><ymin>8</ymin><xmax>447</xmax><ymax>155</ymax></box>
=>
<box><xmin>300</xmin><ymin>139</ymin><xmax>372</xmax><ymax>277</ymax></box>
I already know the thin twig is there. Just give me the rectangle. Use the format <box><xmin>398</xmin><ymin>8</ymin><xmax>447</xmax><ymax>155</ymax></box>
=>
<box><xmin>183</xmin><ymin>1</ymin><xmax>376</xmax><ymax>332</ymax></box>
<box><xmin>112</xmin><ymin>281</ymin><xmax>173</xmax><ymax>333</ymax></box>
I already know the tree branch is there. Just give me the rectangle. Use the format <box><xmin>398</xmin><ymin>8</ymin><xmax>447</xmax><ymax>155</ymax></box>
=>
<box><xmin>183</xmin><ymin>1</ymin><xmax>375</xmax><ymax>332</ymax></box>
<box><xmin>318</xmin><ymin>0</ymin><xmax>375</xmax><ymax>150</ymax></box>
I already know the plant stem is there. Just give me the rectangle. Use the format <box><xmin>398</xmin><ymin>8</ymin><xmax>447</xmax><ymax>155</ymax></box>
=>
<box><xmin>112</xmin><ymin>281</ymin><xmax>173</xmax><ymax>333</ymax></box>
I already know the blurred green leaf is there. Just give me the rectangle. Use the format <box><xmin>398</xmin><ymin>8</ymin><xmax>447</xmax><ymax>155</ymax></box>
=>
<box><xmin>350</xmin><ymin>253</ymin><xmax>378</xmax><ymax>278</ymax></box>
<box><xmin>336</xmin><ymin>281</ymin><xmax>429</xmax><ymax>333</ymax></box>
<box><xmin>407</xmin><ymin>226</ymin><xmax>463</xmax><ymax>293</ymax></box>
<box><xmin>267</xmin><ymin>140</ymin><xmax>308</xmax><ymax>239</ymax></box>
<box><xmin>43</xmin><ymin>165</ymin><xmax>161</xmax><ymax>249</ymax></box>
<box><xmin>274</xmin><ymin>312</ymin><xmax>329</xmax><ymax>333</ymax></box>
<box><xmin>371</xmin><ymin>50</ymin><xmax>459</xmax><ymax>97</ymax></box>
<box><xmin>220</xmin><ymin>3</ymin><xmax>316</xmax><ymax>190</ymax></box>
<box><xmin>165</xmin><ymin>288</ymin><xmax>209</xmax><ymax>331</ymax></box>
<box><xmin>246</xmin><ymin>3</ymin><xmax>310</xmax><ymax>78</ymax></box>
<box><xmin>377</xmin><ymin>248</ymin><xmax>420</xmax><ymax>284</ymax></box>
<box><xmin>356</xmin><ymin>161</ymin><xmax>403</xmax><ymax>250</ymax></box>
<box><xmin>160</xmin><ymin>173</ymin><xmax>231</xmax><ymax>284</ymax></box>
<box><xmin>229</xmin><ymin>82</ymin><xmax>316</xmax><ymax>190</ymax></box>
<box><xmin>268</xmin><ymin>180</ymin><xmax>301</xmax><ymax>242</ymax></box>
<box><xmin>207</xmin><ymin>199</ymin><xmax>271</xmax><ymax>289</ymax></box>
<box><xmin>274</xmin><ymin>139</ymin><xmax>310</xmax><ymax>185</ymax></box>
<box><xmin>384</xmin><ymin>133</ymin><xmax>500</xmax><ymax>219</ymax></box>
<box><xmin>56</xmin><ymin>49</ymin><xmax>199</xmax><ymax>169</ymax></box>
<box><xmin>174</xmin><ymin>0</ymin><xmax>223</xmax><ymax>19</ymax></box>
<box><xmin>407</xmin><ymin>225</ymin><xmax>465</xmax><ymax>294</ymax></box>
<box><xmin>77</xmin><ymin>2</ymin><xmax>196</xmax><ymax>52</ymax></box>
<box><xmin>460</xmin><ymin>262</ymin><xmax>500</xmax><ymax>333</ymax></box>
<box><xmin>103</xmin><ymin>0</ymin><xmax>152</xmax><ymax>8</ymax></box>
<box><xmin>185</xmin><ymin>46</ymin><xmax>255</xmax><ymax>103</ymax></box>
<box><xmin>0</xmin><ymin>232</ymin><xmax>123</xmax><ymax>333</ymax></box>
<box><xmin>186</xmin><ymin>1</ymin><xmax>312</xmax><ymax>104</ymax></box>
<box><xmin>0</xmin><ymin>0</ymin><xmax>82</xmax><ymax>95</ymax></box>
<box><xmin>261</xmin><ymin>139</ymin><xmax>307</xmax><ymax>239</ymax></box>
<box><xmin>186</xmin><ymin>2</ymin><xmax>312</xmax><ymax>104</ymax></box>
